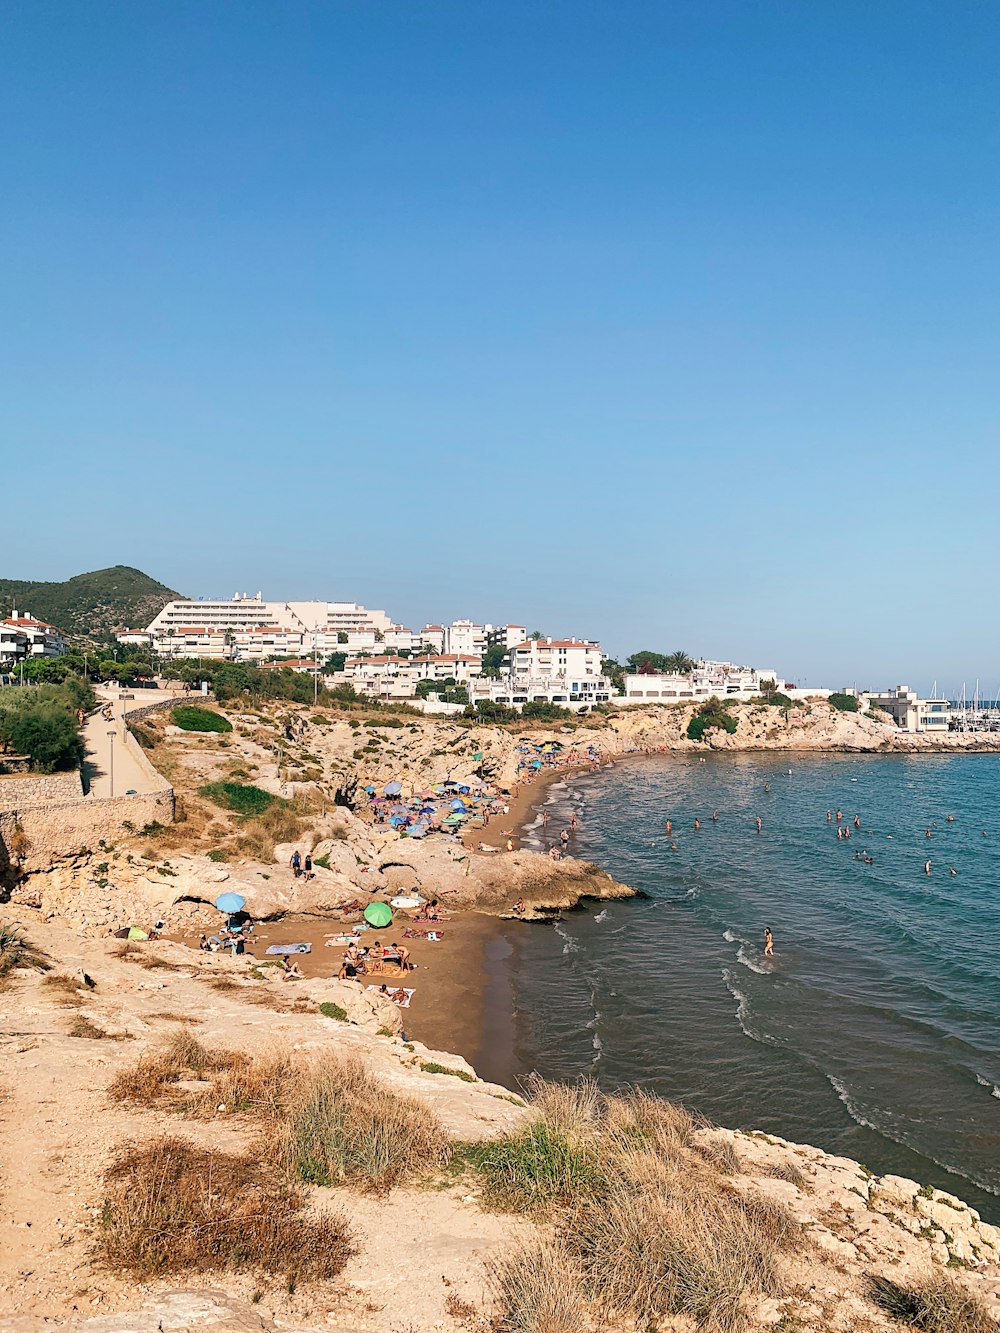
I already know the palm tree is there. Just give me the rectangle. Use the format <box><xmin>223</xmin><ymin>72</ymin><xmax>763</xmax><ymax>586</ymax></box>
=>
<box><xmin>666</xmin><ymin>651</ymin><xmax>696</xmax><ymax>675</ymax></box>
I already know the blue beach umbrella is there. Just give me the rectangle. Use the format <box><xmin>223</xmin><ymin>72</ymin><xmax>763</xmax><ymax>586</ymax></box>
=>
<box><xmin>384</xmin><ymin>781</ymin><xmax>403</xmax><ymax>796</ymax></box>
<box><xmin>214</xmin><ymin>892</ymin><xmax>246</xmax><ymax>914</ymax></box>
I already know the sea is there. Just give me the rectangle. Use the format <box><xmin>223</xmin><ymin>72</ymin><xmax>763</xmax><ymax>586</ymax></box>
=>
<box><xmin>485</xmin><ymin>753</ymin><xmax>1000</xmax><ymax>1223</ymax></box>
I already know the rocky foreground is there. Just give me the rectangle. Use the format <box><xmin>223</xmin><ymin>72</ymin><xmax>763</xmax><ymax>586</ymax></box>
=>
<box><xmin>0</xmin><ymin>914</ymin><xmax>998</xmax><ymax>1333</ymax></box>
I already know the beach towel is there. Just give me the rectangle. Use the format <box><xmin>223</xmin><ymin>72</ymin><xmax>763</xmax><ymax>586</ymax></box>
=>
<box><xmin>367</xmin><ymin>986</ymin><xmax>414</xmax><ymax>1008</ymax></box>
<box><xmin>323</xmin><ymin>934</ymin><xmax>359</xmax><ymax>947</ymax></box>
<box><xmin>265</xmin><ymin>943</ymin><xmax>312</xmax><ymax>956</ymax></box>
<box><xmin>402</xmin><ymin>929</ymin><xmax>443</xmax><ymax>941</ymax></box>
<box><xmin>410</xmin><ymin>917</ymin><xmax>447</xmax><ymax>925</ymax></box>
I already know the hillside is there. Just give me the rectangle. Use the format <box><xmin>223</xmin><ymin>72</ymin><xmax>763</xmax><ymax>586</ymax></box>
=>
<box><xmin>0</xmin><ymin>565</ymin><xmax>179</xmax><ymax>638</ymax></box>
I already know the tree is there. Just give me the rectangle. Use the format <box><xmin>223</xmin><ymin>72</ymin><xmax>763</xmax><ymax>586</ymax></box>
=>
<box><xmin>480</xmin><ymin>645</ymin><xmax>508</xmax><ymax>679</ymax></box>
<box><xmin>828</xmin><ymin>692</ymin><xmax>859</xmax><ymax>713</ymax></box>
<box><xmin>0</xmin><ymin>697</ymin><xmax>84</xmax><ymax>772</ymax></box>
<box><xmin>665</xmin><ymin>651</ymin><xmax>696</xmax><ymax>675</ymax></box>
<box><xmin>627</xmin><ymin>650</ymin><xmax>671</xmax><ymax>675</ymax></box>
<box><xmin>20</xmin><ymin>657</ymin><xmax>73</xmax><ymax>684</ymax></box>
<box><xmin>759</xmin><ymin>678</ymin><xmax>777</xmax><ymax>700</ymax></box>
<box><xmin>323</xmin><ymin>652</ymin><xmax>347</xmax><ymax>674</ymax></box>
<box><xmin>601</xmin><ymin>658</ymin><xmax>626</xmax><ymax>695</ymax></box>
<box><xmin>530</xmin><ymin>630</ymin><xmax>544</xmax><ymax>641</ymax></box>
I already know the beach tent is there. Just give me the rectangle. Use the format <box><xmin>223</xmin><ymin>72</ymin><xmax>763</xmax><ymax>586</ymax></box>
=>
<box><xmin>364</xmin><ymin>902</ymin><xmax>393</xmax><ymax>928</ymax></box>
<box><xmin>214</xmin><ymin>892</ymin><xmax>246</xmax><ymax>914</ymax></box>
<box><xmin>126</xmin><ymin>927</ymin><xmax>148</xmax><ymax>941</ymax></box>
<box><xmin>384</xmin><ymin>781</ymin><xmax>403</xmax><ymax>797</ymax></box>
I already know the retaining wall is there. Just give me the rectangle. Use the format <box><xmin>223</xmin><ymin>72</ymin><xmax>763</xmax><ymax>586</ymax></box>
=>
<box><xmin>0</xmin><ymin>699</ymin><xmax>177</xmax><ymax>876</ymax></box>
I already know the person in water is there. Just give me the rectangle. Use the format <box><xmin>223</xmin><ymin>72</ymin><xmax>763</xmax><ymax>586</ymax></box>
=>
<box><xmin>853</xmin><ymin>815</ymin><xmax>861</xmax><ymax>829</ymax></box>
<box><xmin>763</xmin><ymin>927</ymin><xmax>774</xmax><ymax>957</ymax></box>
<box><xmin>712</xmin><ymin>810</ymin><xmax>718</xmax><ymax>821</ymax></box>
<box><xmin>694</xmin><ymin>818</ymin><xmax>701</xmax><ymax>831</ymax></box>
<box><xmin>924</xmin><ymin>860</ymin><xmax>932</xmax><ymax>874</ymax></box>
<box><xmin>755</xmin><ymin>815</ymin><xmax>762</xmax><ymax>833</ymax></box>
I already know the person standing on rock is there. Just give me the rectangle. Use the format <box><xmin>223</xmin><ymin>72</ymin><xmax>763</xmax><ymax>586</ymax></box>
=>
<box><xmin>304</xmin><ymin>852</ymin><xmax>313</xmax><ymax>879</ymax></box>
<box><xmin>290</xmin><ymin>849</ymin><xmax>301</xmax><ymax>878</ymax></box>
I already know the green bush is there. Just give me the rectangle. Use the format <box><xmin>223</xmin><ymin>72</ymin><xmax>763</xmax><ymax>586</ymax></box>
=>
<box><xmin>172</xmin><ymin>706</ymin><xmax>232</xmax><ymax>733</ymax></box>
<box><xmin>319</xmin><ymin>1001</ymin><xmax>348</xmax><ymax>1022</ymax></box>
<box><xmin>420</xmin><ymin>1061</ymin><xmax>476</xmax><ymax>1082</ymax></box>
<box><xmin>0</xmin><ymin>691</ymin><xmax>85</xmax><ymax>772</ymax></box>
<box><xmin>198</xmin><ymin>782</ymin><xmax>282</xmax><ymax>818</ymax></box>
<box><xmin>687</xmin><ymin>698</ymin><xmax>738</xmax><ymax>742</ymax></box>
<box><xmin>468</xmin><ymin>1121</ymin><xmax>605</xmax><ymax>1213</ymax></box>
<box><xmin>828</xmin><ymin>692</ymin><xmax>859</xmax><ymax>713</ymax></box>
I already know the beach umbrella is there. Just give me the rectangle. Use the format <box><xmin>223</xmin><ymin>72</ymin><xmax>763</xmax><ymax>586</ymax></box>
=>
<box><xmin>384</xmin><ymin>781</ymin><xmax>403</xmax><ymax>796</ymax></box>
<box><xmin>450</xmin><ymin>799</ymin><xmax>466</xmax><ymax>811</ymax></box>
<box><xmin>364</xmin><ymin>785</ymin><xmax>376</xmax><ymax>793</ymax></box>
<box><xmin>214</xmin><ymin>892</ymin><xmax>246</xmax><ymax>914</ymax></box>
<box><xmin>364</xmin><ymin>901</ymin><xmax>393</xmax><ymax>928</ymax></box>
<box><xmin>126</xmin><ymin>926</ymin><xmax>148</xmax><ymax>941</ymax></box>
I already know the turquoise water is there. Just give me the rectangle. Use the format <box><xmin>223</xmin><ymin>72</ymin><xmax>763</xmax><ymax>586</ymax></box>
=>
<box><xmin>504</xmin><ymin>753</ymin><xmax>1000</xmax><ymax>1222</ymax></box>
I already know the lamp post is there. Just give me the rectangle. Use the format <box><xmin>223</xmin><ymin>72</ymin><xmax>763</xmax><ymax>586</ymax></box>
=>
<box><xmin>106</xmin><ymin>730</ymin><xmax>116</xmax><ymax>798</ymax></box>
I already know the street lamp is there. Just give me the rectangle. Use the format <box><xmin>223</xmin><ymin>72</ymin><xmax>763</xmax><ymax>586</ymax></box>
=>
<box><xmin>106</xmin><ymin>730</ymin><xmax>116</xmax><ymax>798</ymax></box>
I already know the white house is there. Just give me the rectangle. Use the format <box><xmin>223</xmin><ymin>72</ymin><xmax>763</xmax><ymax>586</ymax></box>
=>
<box><xmin>441</xmin><ymin>620</ymin><xmax>487</xmax><ymax>657</ymax></box>
<box><xmin>861</xmin><ymin>686</ymin><xmax>954</xmax><ymax>732</ymax></box>
<box><xmin>1</xmin><ymin>612</ymin><xmax>68</xmax><ymax>660</ymax></box>
<box><xmin>485</xmin><ymin>624</ymin><xmax>528</xmax><ymax>652</ymax></box>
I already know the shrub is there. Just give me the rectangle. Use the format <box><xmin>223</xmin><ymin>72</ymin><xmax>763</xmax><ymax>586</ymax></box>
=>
<box><xmin>687</xmin><ymin>697</ymin><xmax>738</xmax><ymax>742</ymax></box>
<box><xmin>96</xmin><ymin>1136</ymin><xmax>354</xmax><ymax>1280</ymax></box>
<box><xmin>171</xmin><ymin>705</ymin><xmax>233</xmax><ymax>733</ymax></box>
<box><xmin>199</xmin><ymin>782</ymin><xmax>283</xmax><ymax>818</ymax></box>
<box><xmin>286</xmin><ymin>1056</ymin><xmax>450</xmax><ymax>1192</ymax></box>
<box><xmin>469</xmin><ymin>1120</ymin><xmax>604</xmax><ymax>1213</ymax></box>
<box><xmin>866</xmin><ymin>1275</ymin><xmax>998</xmax><ymax>1333</ymax></box>
<box><xmin>0</xmin><ymin>923</ymin><xmax>48</xmax><ymax>985</ymax></box>
<box><xmin>828</xmin><ymin>692</ymin><xmax>859</xmax><ymax>713</ymax></box>
<box><xmin>206</xmin><ymin>848</ymin><xmax>228</xmax><ymax>862</ymax></box>
<box><xmin>318</xmin><ymin>1001</ymin><xmax>348</xmax><ymax>1022</ymax></box>
<box><xmin>488</xmin><ymin>1238</ymin><xmax>595</xmax><ymax>1333</ymax></box>
<box><xmin>420</xmin><ymin>1061</ymin><xmax>476</xmax><ymax>1082</ymax></box>
<box><xmin>0</xmin><ymin>696</ymin><xmax>84</xmax><ymax>771</ymax></box>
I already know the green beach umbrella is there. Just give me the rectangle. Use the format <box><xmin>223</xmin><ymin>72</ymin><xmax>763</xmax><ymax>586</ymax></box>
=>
<box><xmin>363</xmin><ymin>901</ymin><xmax>393</xmax><ymax>928</ymax></box>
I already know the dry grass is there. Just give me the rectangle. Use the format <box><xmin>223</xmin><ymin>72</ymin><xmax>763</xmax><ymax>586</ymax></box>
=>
<box><xmin>111</xmin><ymin>941</ymin><xmax>141</xmax><ymax>960</ymax></box>
<box><xmin>866</xmin><ymin>1274</ymin><xmax>999</xmax><ymax>1333</ymax></box>
<box><xmin>108</xmin><ymin>1033</ymin><xmax>239</xmax><ymax>1107</ymax></box>
<box><xmin>0</xmin><ymin>922</ymin><xmax>48</xmax><ymax>987</ymax></box>
<box><xmin>286</xmin><ymin>1055</ymin><xmax>450</xmax><ymax>1193</ymax></box>
<box><xmin>475</xmin><ymin>1080</ymin><xmax>799</xmax><ymax>1333</ymax></box>
<box><xmin>209</xmin><ymin>976</ymin><xmax>288</xmax><ymax>1008</ymax></box>
<box><xmin>97</xmin><ymin>1136</ymin><xmax>354</xmax><ymax>1280</ymax></box>
<box><xmin>41</xmin><ymin>972</ymin><xmax>87</xmax><ymax>1006</ymax></box>
<box><xmin>488</xmin><ymin>1239</ymin><xmax>596</xmax><ymax>1333</ymax></box>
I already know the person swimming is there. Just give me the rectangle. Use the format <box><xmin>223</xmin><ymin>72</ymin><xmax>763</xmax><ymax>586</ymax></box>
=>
<box><xmin>924</xmin><ymin>860</ymin><xmax>932</xmax><ymax>874</ymax></box>
<box><xmin>755</xmin><ymin>815</ymin><xmax>762</xmax><ymax>833</ymax></box>
<box><xmin>694</xmin><ymin>818</ymin><xmax>701</xmax><ymax>831</ymax></box>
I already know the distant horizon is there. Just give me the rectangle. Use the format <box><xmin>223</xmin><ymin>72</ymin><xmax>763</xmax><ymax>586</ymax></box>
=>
<box><xmin>5</xmin><ymin>559</ymin><xmax>994</xmax><ymax>701</ymax></box>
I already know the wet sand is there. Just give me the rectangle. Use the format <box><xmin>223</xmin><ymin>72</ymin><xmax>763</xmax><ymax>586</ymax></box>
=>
<box><xmin>471</xmin><ymin>762</ymin><xmax>589</xmax><ymax>852</ymax></box>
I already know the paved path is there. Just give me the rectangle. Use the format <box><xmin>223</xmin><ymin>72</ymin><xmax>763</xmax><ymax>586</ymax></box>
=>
<box><xmin>82</xmin><ymin>688</ymin><xmax>175</xmax><ymax>798</ymax></box>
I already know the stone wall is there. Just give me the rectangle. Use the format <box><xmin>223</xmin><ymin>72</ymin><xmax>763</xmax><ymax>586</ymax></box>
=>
<box><xmin>0</xmin><ymin>770</ymin><xmax>84</xmax><ymax>807</ymax></box>
<box><xmin>0</xmin><ymin>701</ymin><xmax>176</xmax><ymax>877</ymax></box>
<box><xmin>0</xmin><ymin>788</ymin><xmax>175</xmax><ymax>874</ymax></box>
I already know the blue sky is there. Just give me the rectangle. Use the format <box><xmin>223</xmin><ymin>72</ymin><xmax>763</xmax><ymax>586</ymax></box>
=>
<box><xmin>2</xmin><ymin>2</ymin><xmax>998</xmax><ymax>692</ymax></box>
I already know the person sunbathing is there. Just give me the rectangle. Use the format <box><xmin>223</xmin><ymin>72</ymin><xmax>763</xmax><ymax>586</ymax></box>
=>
<box><xmin>390</xmin><ymin>987</ymin><xmax>409</xmax><ymax>1004</ymax></box>
<box><xmin>368</xmin><ymin>941</ymin><xmax>384</xmax><ymax>973</ymax></box>
<box><xmin>281</xmin><ymin>957</ymin><xmax>304</xmax><ymax>980</ymax></box>
<box><xmin>338</xmin><ymin>956</ymin><xmax>360</xmax><ymax>980</ymax></box>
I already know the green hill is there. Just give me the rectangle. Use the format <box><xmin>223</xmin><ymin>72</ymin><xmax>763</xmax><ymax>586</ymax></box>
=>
<box><xmin>0</xmin><ymin>566</ymin><xmax>181</xmax><ymax>639</ymax></box>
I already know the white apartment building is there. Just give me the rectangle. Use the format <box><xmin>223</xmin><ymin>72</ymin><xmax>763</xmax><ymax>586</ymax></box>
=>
<box><xmin>146</xmin><ymin>594</ymin><xmax>392</xmax><ymax>637</ymax></box>
<box><xmin>485</xmin><ymin>624</ymin><xmax>528</xmax><ymax>652</ymax></box>
<box><xmin>232</xmin><ymin>627</ymin><xmax>311</xmax><ymax>662</ymax></box>
<box><xmin>442</xmin><ymin>620</ymin><xmax>487</xmax><ymax>657</ymax></box>
<box><xmin>152</xmin><ymin>627</ymin><xmax>231</xmax><ymax>660</ymax></box>
<box><xmin>0</xmin><ymin>624</ymin><xmax>27</xmax><ymax>666</ymax></box>
<box><xmin>1</xmin><ymin>613</ymin><xmax>68</xmax><ymax>661</ymax></box>
<box><xmin>420</xmin><ymin>625</ymin><xmax>445</xmax><ymax>653</ymax></box>
<box><xmin>509</xmin><ymin>638</ymin><xmax>604</xmax><ymax>682</ymax></box>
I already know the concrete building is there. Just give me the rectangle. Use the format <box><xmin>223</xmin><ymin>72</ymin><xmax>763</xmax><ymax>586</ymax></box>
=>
<box><xmin>485</xmin><ymin>624</ymin><xmax>528</xmax><ymax>652</ymax></box>
<box><xmin>861</xmin><ymin>686</ymin><xmax>954</xmax><ymax>732</ymax></box>
<box><xmin>442</xmin><ymin>620</ymin><xmax>487</xmax><ymax>658</ymax></box>
<box><xmin>509</xmin><ymin>638</ymin><xmax>604</xmax><ymax>682</ymax></box>
<box><xmin>152</xmin><ymin>627</ymin><xmax>230</xmax><ymax>660</ymax></box>
<box><xmin>419</xmin><ymin>625</ymin><xmax>445</xmax><ymax>653</ymax></box>
<box><xmin>146</xmin><ymin>594</ymin><xmax>391</xmax><ymax>637</ymax></box>
<box><xmin>620</xmin><ymin>659</ymin><xmax>789</xmax><ymax>704</ymax></box>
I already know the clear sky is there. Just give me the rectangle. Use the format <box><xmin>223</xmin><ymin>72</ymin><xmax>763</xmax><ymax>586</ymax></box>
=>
<box><xmin>3</xmin><ymin>2</ymin><xmax>998</xmax><ymax>693</ymax></box>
